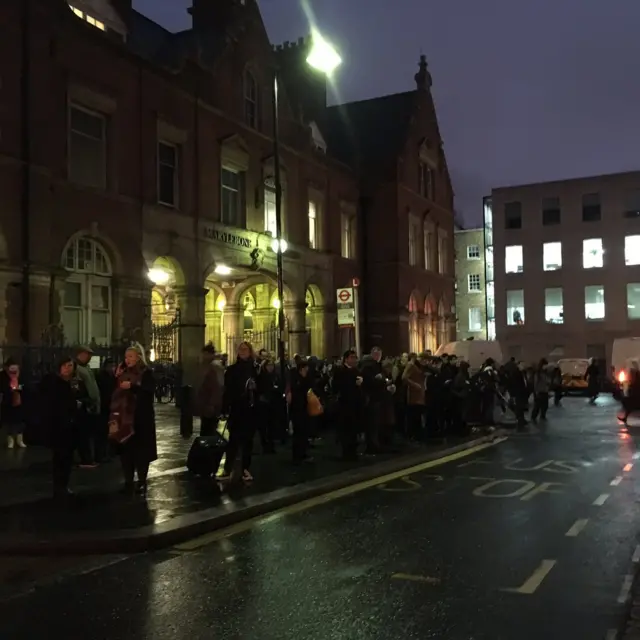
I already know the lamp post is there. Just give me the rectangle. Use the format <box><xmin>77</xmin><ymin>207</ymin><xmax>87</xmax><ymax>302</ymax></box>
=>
<box><xmin>271</xmin><ymin>30</ymin><xmax>342</xmax><ymax>393</ymax></box>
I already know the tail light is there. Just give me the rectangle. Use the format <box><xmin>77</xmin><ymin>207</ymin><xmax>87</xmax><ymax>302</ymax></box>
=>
<box><xmin>618</xmin><ymin>370</ymin><xmax>626</xmax><ymax>383</ymax></box>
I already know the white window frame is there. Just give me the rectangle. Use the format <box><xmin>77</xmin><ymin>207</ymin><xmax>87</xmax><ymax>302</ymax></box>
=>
<box><xmin>625</xmin><ymin>235</ymin><xmax>640</xmax><ymax>266</ymax></box>
<box><xmin>68</xmin><ymin>103</ymin><xmax>107</xmax><ymax>189</ymax></box>
<box><xmin>584</xmin><ymin>285</ymin><xmax>605</xmax><ymax>321</ymax></box>
<box><xmin>341</xmin><ymin>213</ymin><xmax>356</xmax><ymax>259</ymax></box>
<box><xmin>468</xmin><ymin>273</ymin><xmax>481</xmax><ymax>292</ymax></box>
<box><xmin>468</xmin><ymin>307</ymin><xmax>482</xmax><ymax>332</ymax></box>
<box><xmin>264</xmin><ymin>187</ymin><xmax>277</xmax><ymax>236</ymax></box>
<box><xmin>505</xmin><ymin>245</ymin><xmax>523</xmax><ymax>274</ymax></box>
<box><xmin>543</xmin><ymin>242</ymin><xmax>562</xmax><ymax>271</ymax></box>
<box><xmin>157</xmin><ymin>140</ymin><xmax>178</xmax><ymax>207</ymax></box>
<box><xmin>467</xmin><ymin>245</ymin><xmax>480</xmax><ymax>260</ymax></box>
<box><xmin>582</xmin><ymin>238</ymin><xmax>603</xmax><ymax>269</ymax></box>
<box><xmin>308</xmin><ymin>201</ymin><xmax>318</xmax><ymax>249</ymax></box>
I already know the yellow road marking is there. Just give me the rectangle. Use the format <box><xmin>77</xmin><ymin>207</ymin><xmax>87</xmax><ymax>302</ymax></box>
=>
<box><xmin>565</xmin><ymin>518</ymin><xmax>588</xmax><ymax>537</ymax></box>
<box><xmin>593</xmin><ymin>493</ymin><xmax>610</xmax><ymax>506</ymax></box>
<box><xmin>174</xmin><ymin>438</ymin><xmax>506</xmax><ymax>551</ymax></box>
<box><xmin>391</xmin><ymin>573</ymin><xmax>440</xmax><ymax>584</ymax></box>
<box><xmin>378</xmin><ymin>476</ymin><xmax>422</xmax><ymax>492</ymax></box>
<box><xmin>502</xmin><ymin>559</ymin><xmax>557</xmax><ymax>595</ymax></box>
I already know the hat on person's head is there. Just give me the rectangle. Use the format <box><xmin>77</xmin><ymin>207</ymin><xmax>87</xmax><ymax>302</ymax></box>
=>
<box><xmin>76</xmin><ymin>345</ymin><xmax>94</xmax><ymax>356</ymax></box>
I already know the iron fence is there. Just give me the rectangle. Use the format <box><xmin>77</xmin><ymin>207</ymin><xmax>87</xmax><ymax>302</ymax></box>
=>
<box><xmin>225</xmin><ymin>325</ymin><xmax>310</xmax><ymax>359</ymax></box>
<box><xmin>150</xmin><ymin>309</ymin><xmax>181</xmax><ymax>363</ymax></box>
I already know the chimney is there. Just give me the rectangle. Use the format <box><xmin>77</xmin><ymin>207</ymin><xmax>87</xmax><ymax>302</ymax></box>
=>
<box><xmin>188</xmin><ymin>0</ymin><xmax>243</xmax><ymax>32</ymax></box>
<box><xmin>414</xmin><ymin>54</ymin><xmax>432</xmax><ymax>91</ymax></box>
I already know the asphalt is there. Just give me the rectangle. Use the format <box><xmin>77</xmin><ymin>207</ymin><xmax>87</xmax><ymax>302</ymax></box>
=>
<box><xmin>1</xmin><ymin>397</ymin><xmax>638</xmax><ymax>639</ymax></box>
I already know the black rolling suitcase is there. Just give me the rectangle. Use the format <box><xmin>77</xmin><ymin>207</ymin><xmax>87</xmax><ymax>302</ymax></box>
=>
<box><xmin>187</xmin><ymin>433</ymin><xmax>228</xmax><ymax>477</ymax></box>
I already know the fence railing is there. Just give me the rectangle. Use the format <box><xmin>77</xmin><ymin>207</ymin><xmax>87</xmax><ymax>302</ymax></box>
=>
<box><xmin>225</xmin><ymin>326</ymin><xmax>310</xmax><ymax>358</ymax></box>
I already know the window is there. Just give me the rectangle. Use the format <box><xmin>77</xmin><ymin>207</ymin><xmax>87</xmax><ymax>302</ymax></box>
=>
<box><xmin>68</xmin><ymin>105</ymin><xmax>106</xmax><ymax>189</ymax></box>
<box><xmin>624</xmin><ymin>189</ymin><xmax>640</xmax><ymax>219</ymax></box>
<box><xmin>308</xmin><ymin>201</ymin><xmax>318</xmax><ymax>249</ymax></box>
<box><xmin>543</xmin><ymin>242</ymin><xmax>562</xmax><ymax>271</ymax></box>
<box><xmin>544</xmin><ymin>288</ymin><xmax>563</xmax><ymax>324</ymax></box>
<box><xmin>582</xmin><ymin>193</ymin><xmax>601</xmax><ymax>222</ymax></box>
<box><xmin>418</xmin><ymin>162</ymin><xmax>434</xmax><ymax>199</ymax></box>
<box><xmin>221</xmin><ymin>168</ymin><xmax>244</xmax><ymax>227</ymax></box>
<box><xmin>62</xmin><ymin>237</ymin><xmax>112</xmax><ymax>345</ymax></box>
<box><xmin>68</xmin><ymin>4</ymin><xmax>106</xmax><ymax>30</ymax></box>
<box><xmin>438</xmin><ymin>231</ymin><xmax>448</xmax><ymax>273</ymax></box>
<box><xmin>505</xmin><ymin>245</ymin><xmax>523</xmax><ymax>273</ymax></box>
<box><xmin>504</xmin><ymin>201</ymin><xmax>522</xmax><ymax>229</ymax></box>
<box><xmin>584</xmin><ymin>285</ymin><xmax>605</xmax><ymax>320</ymax></box>
<box><xmin>627</xmin><ymin>283</ymin><xmax>640</xmax><ymax>319</ymax></box>
<box><xmin>408</xmin><ymin>217</ymin><xmax>420</xmax><ymax>266</ymax></box>
<box><xmin>341</xmin><ymin>213</ymin><xmax>357</xmax><ymax>259</ymax></box>
<box><xmin>468</xmin><ymin>273</ymin><xmax>481</xmax><ymax>292</ymax></box>
<box><xmin>468</xmin><ymin>307</ymin><xmax>483</xmax><ymax>332</ymax></box>
<box><xmin>506</xmin><ymin>290</ymin><xmax>524</xmax><ymax>325</ymax></box>
<box><xmin>467</xmin><ymin>245</ymin><xmax>480</xmax><ymax>260</ymax></box>
<box><xmin>157</xmin><ymin>142</ymin><xmax>178</xmax><ymax>206</ymax></box>
<box><xmin>264</xmin><ymin>187</ymin><xmax>277</xmax><ymax>236</ymax></box>
<box><xmin>244</xmin><ymin>70</ymin><xmax>258</xmax><ymax>129</ymax></box>
<box><xmin>542</xmin><ymin>197</ymin><xmax>561</xmax><ymax>225</ymax></box>
<box><xmin>625</xmin><ymin>235</ymin><xmax>640</xmax><ymax>265</ymax></box>
<box><xmin>582</xmin><ymin>238</ymin><xmax>603</xmax><ymax>269</ymax></box>
<box><xmin>424</xmin><ymin>227</ymin><xmax>433</xmax><ymax>270</ymax></box>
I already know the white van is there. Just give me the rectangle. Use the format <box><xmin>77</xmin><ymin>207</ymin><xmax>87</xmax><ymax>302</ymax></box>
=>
<box><xmin>435</xmin><ymin>340</ymin><xmax>503</xmax><ymax>371</ymax></box>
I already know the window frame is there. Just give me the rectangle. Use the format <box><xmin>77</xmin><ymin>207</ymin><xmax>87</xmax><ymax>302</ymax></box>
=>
<box><xmin>68</xmin><ymin>103</ymin><xmax>107</xmax><ymax>189</ymax></box>
<box><xmin>543</xmin><ymin>241</ymin><xmax>562</xmax><ymax>271</ymax></box>
<box><xmin>582</xmin><ymin>237</ymin><xmax>604</xmax><ymax>269</ymax></box>
<box><xmin>220</xmin><ymin>166</ymin><xmax>244</xmax><ymax>227</ymax></box>
<box><xmin>157</xmin><ymin>140</ymin><xmax>178</xmax><ymax>207</ymax></box>
<box><xmin>468</xmin><ymin>273</ymin><xmax>481</xmax><ymax>292</ymax></box>
<box><xmin>308</xmin><ymin>200</ymin><xmax>318</xmax><ymax>249</ymax></box>
<box><xmin>243</xmin><ymin>69</ymin><xmax>258</xmax><ymax>129</ymax></box>
<box><xmin>584</xmin><ymin>285</ymin><xmax>605</xmax><ymax>321</ymax></box>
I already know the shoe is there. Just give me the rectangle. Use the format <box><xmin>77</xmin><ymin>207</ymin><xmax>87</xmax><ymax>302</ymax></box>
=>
<box><xmin>15</xmin><ymin>434</ymin><xmax>26</xmax><ymax>448</ymax></box>
<box><xmin>242</xmin><ymin>469</ymin><xmax>254</xmax><ymax>482</ymax></box>
<box><xmin>6</xmin><ymin>436</ymin><xmax>14</xmax><ymax>449</ymax></box>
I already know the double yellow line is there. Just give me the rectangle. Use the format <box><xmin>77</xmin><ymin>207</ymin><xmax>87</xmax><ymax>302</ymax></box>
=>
<box><xmin>174</xmin><ymin>437</ymin><xmax>506</xmax><ymax>551</ymax></box>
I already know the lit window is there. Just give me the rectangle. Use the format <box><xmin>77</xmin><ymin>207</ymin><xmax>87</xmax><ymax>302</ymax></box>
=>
<box><xmin>467</xmin><ymin>245</ymin><xmax>480</xmax><ymax>260</ymax></box>
<box><xmin>468</xmin><ymin>274</ymin><xmax>481</xmax><ymax>292</ymax></box>
<box><xmin>308</xmin><ymin>201</ymin><xmax>318</xmax><ymax>249</ymax></box>
<box><xmin>627</xmin><ymin>283</ymin><xmax>640</xmax><ymax>319</ymax></box>
<box><xmin>544</xmin><ymin>288</ymin><xmax>563</xmax><ymax>324</ymax></box>
<box><xmin>543</xmin><ymin>242</ymin><xmax>562</xmax><ymax>271</ymax></box>
<box><xmin>583</xmin><ymin>238</ymin><xmax>603</xmax><ymax>269</ymax></box>
<box><xmin>505</xmin><ymin>245</ymin><xmax>523</xmax><ymax>273</ymax></box>
<box><xmin>424</xmin><ymin>227</ymin><xmax>433</xmax><ymax>270</ymax></box>
<box><xmin>341</xmin><ymin>213</ymin><xmax>356</xmax><ymax>259</ymax></box>
<box><xmin>506</xmin><ymin>290</ymin><xmax>524</xmax><ymax>325</ymax></box>
<box><xmin>68</xmin><ymin>4</ymin><xmax>106</xmax><ymax>31</ymax></box>
<box><xmin>584</xmin><ymin>285</ymin><xmax>605</xmax><ymax>320</ymax></box>
<box><xmin>625</xmin><ymin>235</ymin><xmax>640</xmax><ymax>266</ymax></box>
<box><xmin>468</xmin><ymin>307</ymin><xmax>483</xmax><ymax>332</ymax></box>
<box><xmin>264</xmin><ymin>187</ymin><xmax>277</xmax><ymax>236</ymax></box>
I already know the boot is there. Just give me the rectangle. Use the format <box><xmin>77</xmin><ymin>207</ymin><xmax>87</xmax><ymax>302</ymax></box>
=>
<box><xmin>16</xmin><ymin>434</ymin><xmax>26</xmax><ymax>448</ymax></box>
<box><xmin>6</xmin><ymin>435</ymin><xmax>14</xmax><ymax>449</ymax></box>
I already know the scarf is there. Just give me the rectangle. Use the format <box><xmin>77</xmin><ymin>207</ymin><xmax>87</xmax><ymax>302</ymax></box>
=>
<box><xmin>108</xmin><ymin>364</ymin><xmax>145</xmax><ymax>443</ymax></box>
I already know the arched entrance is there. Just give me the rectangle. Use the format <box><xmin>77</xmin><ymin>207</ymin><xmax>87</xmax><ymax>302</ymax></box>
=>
<box><xmin>408</xmin><ymin>292</ymin><xmax>421</xmax><ymax>354</ymax></box>
<box><xmin>305</xmin><ymin>285</ymin><xmax>324</xmax><ymax>356</ymax></box>
<box><xmin>147</xmin><ymin>256</ymin><xmax>183</xmax><ymax>362</ymax></box>
<box><xmin>204</xmin><ymin>286</ymin><xmax>227</xmax><ymax>351</ymax></box>
<box><xmin>424</xmin><ymin>295</ymin><xmax>437</xmax><ymax>353</ymax></box>
<box><xmin>61</xmin><ymin>235</ymin><xmax>112</xmax><ymax>345</ymax></box>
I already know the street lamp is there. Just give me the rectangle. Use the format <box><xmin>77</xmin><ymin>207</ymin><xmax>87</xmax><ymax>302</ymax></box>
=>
<box><xmin>147</xmin><ymin>267</ymin><xmax>170</xmax><ymax>285</ymax></box>
<box><xmin>271</xmin><ymin>30</ymin><xmax>341</xmax><ymax>394</ymax></box>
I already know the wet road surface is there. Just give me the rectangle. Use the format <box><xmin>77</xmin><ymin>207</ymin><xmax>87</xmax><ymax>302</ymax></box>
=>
<box><xmin>1</xmin><ymin>398</ymin><xmax>639</xmax><ymax>639</ymax></box>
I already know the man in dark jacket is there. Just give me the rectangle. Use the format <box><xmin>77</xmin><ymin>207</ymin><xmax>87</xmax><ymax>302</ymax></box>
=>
<box><xmin>333</xmin><ymin>350</ymin><xmax>365</xmax><ymax>460</ymax></box>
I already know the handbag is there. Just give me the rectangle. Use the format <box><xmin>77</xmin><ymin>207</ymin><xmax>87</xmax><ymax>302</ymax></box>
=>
<box><xmin>108</xmin><ymin>410</ymin><xmax>135</xmax><ymax>444</ymax></box>
<box><xmin>307</xmin><ymin>389</ymin><xmax>324</xmax><ymax>417</ymax></box>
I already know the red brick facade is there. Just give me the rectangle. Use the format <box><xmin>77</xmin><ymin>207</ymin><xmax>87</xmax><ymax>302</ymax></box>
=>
<box><xmin>0</xmin><ymin>0</ymin><xmax>455</xmax><ymax>368</ymax></box>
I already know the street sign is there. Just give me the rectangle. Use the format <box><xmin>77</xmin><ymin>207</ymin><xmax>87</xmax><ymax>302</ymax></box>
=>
<box><xmin>336</xmin><ymin>287</ymin><xmax>355</xmax><ymax>327</ymax></box>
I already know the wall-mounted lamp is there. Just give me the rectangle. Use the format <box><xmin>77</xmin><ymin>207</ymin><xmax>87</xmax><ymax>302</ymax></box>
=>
<box><xmin>148</xmin><ymin>268</ymin><xmax>170</xmax><ymax>285</ymax></box>
<box><xmin>214</xmin><ymin>264</ymin><xmax>232</xmax><ymax>276</ymax></box>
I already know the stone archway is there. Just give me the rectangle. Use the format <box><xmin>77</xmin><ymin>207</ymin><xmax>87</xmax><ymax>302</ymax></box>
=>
<box><xmin>305</xmin><ymin>284</ymin><xmax>325</xmax><ymax>357</ymax></box>
<box><xmin>408</xmin><ymin>291</ymin><xmax>423</xmax><ymax>354</ymax></box>
<box><xmin>424</xmin><ymin>294</ymin><xmax>438</xmax><ymax>353</ymax></box>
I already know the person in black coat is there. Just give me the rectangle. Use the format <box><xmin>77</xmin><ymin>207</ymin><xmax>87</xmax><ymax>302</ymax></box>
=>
<box><xmin>221</xmin><ymin>341</ymin><xmax>258</xmax><ymax>482</ymax></box>
<box><xmin>112</xmin><ymin>345</ymin><xmax>157</xmax><ymax>494</ymax></box>
<box><xmin>39</xmin><ymin>356</ymin><xmax>84</xmax><ymax>497</ymax></box>
<box><xmin>332</xmin><ymin>350</ymin><xmax>365</xmax><ymax>461</ymax></box>
<box><xmin>0</xmin><ymin>358</ymin><xmax>25</xmax><ymax>448</ymax></box>
<box><xmin>290</xmin><ymin>359</ymin><xmax>313</xmax><ymax>464</ymax></box>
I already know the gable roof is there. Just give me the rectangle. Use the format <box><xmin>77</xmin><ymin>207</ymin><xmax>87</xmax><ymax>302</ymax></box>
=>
<box><xmin>318</xmin><ymin>91</ymin><xmax>416</xmax><ymax>171</ymax></box>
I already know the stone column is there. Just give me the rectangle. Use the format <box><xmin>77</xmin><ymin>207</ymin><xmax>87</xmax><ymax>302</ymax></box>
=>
<box><xmin>222</xmin><ymin>304</ymin><xmax>242</xmax><ymax>356</ymax></box>
<box><xmin>174</xmin><ymin>285</ymin><xmax>207</xmax><ymax>386</ymax></box>
<box><xmin>307</xmin><ymin>307</ymin><xmax>326</xmax><ymax>357</ymax></box>
<box><xmin>284</xmin><ymin>302</ymin><xmax>307</xmax><ymax>357</ymax></box>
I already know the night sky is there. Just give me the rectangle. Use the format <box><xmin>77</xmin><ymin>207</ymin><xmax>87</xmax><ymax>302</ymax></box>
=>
<box><xmin>135</xmin><ymin>0</ymin><xmax>640</xmax><ymax>225</ymax></box>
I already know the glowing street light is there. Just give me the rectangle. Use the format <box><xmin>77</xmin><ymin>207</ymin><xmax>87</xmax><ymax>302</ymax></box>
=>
<box><xmin>147</xmin><ymin>268</ymin><xmax>170</xmax><ymax>285</ymax></box>
<box><xmin>214</xmin><ymin>264</ymin><xmax>232</xmax><ymax>276</ymax></box>
<box><xmin>271</xmin><ymin>238</ymin><xmax>288</xmax><ymax>254</ymax></box>
<box><xmin>272</xmin><ymin>298</ymin><xmax>281</xmax><ymax>310</ymax></box>
<box><xmin>306</xmin><ymin>31</ymin><xmax>342</xmax><ymax>75</ymax></box>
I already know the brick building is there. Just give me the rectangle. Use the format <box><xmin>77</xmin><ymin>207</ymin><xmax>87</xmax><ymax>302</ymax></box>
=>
<box><xmin>454</xmin><ymin>227</ymin><xmax>487</xmax><ymax>340</ymax></box>
<box><xmin>485</xmin><ymin>171</ymin><xmax>640</xmax><ymax>364</ymax></box>
<box><xmin>0</xmin><ymin>0</ymin><xmax>455</xmax><ymax>377</ymax></box>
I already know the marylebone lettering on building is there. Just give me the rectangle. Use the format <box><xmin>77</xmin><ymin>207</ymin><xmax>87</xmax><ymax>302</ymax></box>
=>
<box><xmin>0</xmin><ymin>0</ymin><xmax>456</xmax><ymax>379</ymax></box>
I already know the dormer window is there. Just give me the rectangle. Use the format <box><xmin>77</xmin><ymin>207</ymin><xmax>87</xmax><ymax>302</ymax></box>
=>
<box><xmin>68</xmin><ymin>4</ymin><xmax>106</xmax><ymax>31</ymax></box>
<box><xmin>244</xmin><ymin>70</ymin><xmax>258</xmax><ymax>129</ymax></box>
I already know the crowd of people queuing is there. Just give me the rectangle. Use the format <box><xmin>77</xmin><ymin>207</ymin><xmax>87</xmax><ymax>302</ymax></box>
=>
<box><xmin>0</xmin><ymin>339</ymin><xmax>608</xmax><ymax>498</ymax></box>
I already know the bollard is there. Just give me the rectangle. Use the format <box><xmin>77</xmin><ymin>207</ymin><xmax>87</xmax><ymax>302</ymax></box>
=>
<box><xmin>180</xmin><ymin>384</ymin><xmax>194</xmax><ymax>439</ymax></box>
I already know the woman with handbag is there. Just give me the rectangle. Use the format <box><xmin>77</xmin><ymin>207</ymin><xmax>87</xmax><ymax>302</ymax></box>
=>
<box><xmin>290</xmin><ymin>359</ymin><xmax>322</xmax><ymax>464</ymax></box>
<box><xmin>109</xmin><ymin>343</ymin><xmax>156</xmax><ymax>495</ymax></box>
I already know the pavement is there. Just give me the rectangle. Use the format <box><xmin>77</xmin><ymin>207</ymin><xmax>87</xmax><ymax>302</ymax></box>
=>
<box><xmin>0</xmin><ymin>404</ymin><xmax>498</xmax><ymax>554</ymax></box>
<box><xmin>0</xmin><ymin>396</ymin><xmax>638</xmax><ymax>638</ymax></box>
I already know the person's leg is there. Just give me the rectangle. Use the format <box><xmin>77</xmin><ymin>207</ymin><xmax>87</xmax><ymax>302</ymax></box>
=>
<box><xmin>120</xmin><ymin>446</ymin><xmax>136</xmax><ymax>491</ymax></box>
<box><xmin>222</xmin><ymin>429</ymin><xmax>241</xmax><ymax>476</ymax></box>
<box><xmin>52</xmin><ymin>444</ymin><xmax>74</xmax><ymax>495</ymax></box>
<box><xmin>241</xmin><ymin>425</ymin><xmax>256</xmax><ymax>473</ymax></box>
<box><xmin>540</xmin><ymin>393</ymin><xmax>549</xmax><ymax>419</ymax></box>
